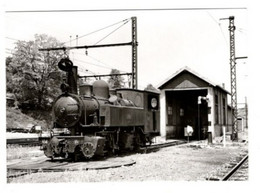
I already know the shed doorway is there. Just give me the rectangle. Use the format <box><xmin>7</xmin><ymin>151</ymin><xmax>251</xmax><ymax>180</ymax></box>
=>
<box><xmin>166</xmin><ymin>89</ymin><xmax>208</xmax><ymax>140</ymax></box>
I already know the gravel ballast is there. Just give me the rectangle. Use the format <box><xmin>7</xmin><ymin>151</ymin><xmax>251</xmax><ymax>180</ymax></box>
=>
<box><xmin>7</xmin><ymin>140</ymin><xmax>248</xmax><ymax>183</ymax></box>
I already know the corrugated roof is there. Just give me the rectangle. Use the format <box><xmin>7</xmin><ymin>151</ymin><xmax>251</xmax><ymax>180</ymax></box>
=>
<box><xmin>157</xmin><ymin>66</ymin><xmax>230</xmax><ymax>94</ymax></box>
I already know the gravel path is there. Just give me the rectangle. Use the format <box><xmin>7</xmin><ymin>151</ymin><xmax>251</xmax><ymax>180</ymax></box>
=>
<box><xmin>8</xmin><ymin>141</ymin><xmax>248</xmax><ymax>183</ymax></box>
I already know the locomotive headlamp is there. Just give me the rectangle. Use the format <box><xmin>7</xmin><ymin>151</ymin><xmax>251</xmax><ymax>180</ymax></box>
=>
<box><xmin>151</xmin><ymin>98</ymin><xmax>158</xmax><ymax>108</ymax></box>
<box><xmin>58</xmin><ymin>58</ymin><xmax>73</xmax><ymax>72</ymax></box>
<box><xmin>148</xmin><ymin>95</ymin><xmax>159</xmax><ymax>110</ymax></box>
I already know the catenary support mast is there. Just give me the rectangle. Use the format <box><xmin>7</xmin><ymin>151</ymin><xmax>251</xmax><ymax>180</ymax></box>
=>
<box><xmin>220</xmin><ymin>16</ymin><xmax>248</xmax><ymax>141</ymax></box>
<box><xmin>220</xmin><ymin>16</ymin><xmax>237</xmax><ymax>140</ymax></box>
<box><xmin>131</xmin><ymin>17</ymin><xmax>138</xmax><ymax>89</ymax></box>
<box><xmin>229</xmin><ymin>16</ymin><xmax>238</xmax><ymax>141</ymax></box>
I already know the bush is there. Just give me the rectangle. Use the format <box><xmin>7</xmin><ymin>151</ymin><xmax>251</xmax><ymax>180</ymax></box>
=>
<box><xmin>6</xmin><ymin>107</ymin><xmax>51</xmax><ymax>131</ymax></box>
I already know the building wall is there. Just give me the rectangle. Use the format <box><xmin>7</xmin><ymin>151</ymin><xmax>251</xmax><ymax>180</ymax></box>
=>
<box><xmin>227</xmin><ymin>106</ymin><xmax>233</xmax><ymax>133</ymax></box>
<box><xmin>213</xmin><ymin>87</ymin><xmax>229</xmax><ymax>137</ymax></box>
<box><xmin>161</xmin><ymin>71</ymin><xmax>211</xmax><ymax>90</ymax></box>
<box><xmin>160</xmin><ymin>90</ymin><xmax>167</xmax><ymax>140</ymax></box>
<box><xmin>207</xmin><ymin>87</ymin><xmax>215</xmax><ymax>137</ymax></box>
<box><xmin>159</xmin><ymin>69</ymin><xmax>229</xmax><ymax>140</ymax></box>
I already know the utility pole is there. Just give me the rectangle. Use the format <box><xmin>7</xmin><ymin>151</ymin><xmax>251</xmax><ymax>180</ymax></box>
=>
<box><xmin>220</xmin><ymin>16</ymin><xmax>248</xmax><ymax>141</ymax></box>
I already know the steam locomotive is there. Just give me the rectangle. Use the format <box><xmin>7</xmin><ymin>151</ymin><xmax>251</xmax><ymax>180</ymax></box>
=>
<box><xmin>40</xmin><ymin>58</ymin><xmax>160</xmax><ymax>161</ymax></box>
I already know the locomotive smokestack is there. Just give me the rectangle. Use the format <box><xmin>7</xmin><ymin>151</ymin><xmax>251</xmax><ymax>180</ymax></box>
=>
<box><xmin>58</xmin><ymin>58</ymin><xmax>78</xmax><ymax>94</ymax></box>
<box><xmin>68</xmin><ymin>66</ymin><xmax>78</xmax><ymax>94</ymax></box>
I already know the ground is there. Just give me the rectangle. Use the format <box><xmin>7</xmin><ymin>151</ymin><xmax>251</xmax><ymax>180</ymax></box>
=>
<box><xmin>6</xmin><ymin>107</ymin><xmax>49</xmax><ymax>130</ymax></box>
<box><xmin>7</xmin><ymin>137</ymin><xmax>248</xmax><ymax>183</ymax></box>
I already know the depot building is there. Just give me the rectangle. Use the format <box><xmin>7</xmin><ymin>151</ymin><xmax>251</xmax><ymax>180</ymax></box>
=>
<box><xmin>158</xmin><ymin>66</ymin><xmax>230</xmax><ymax>141</ymax></box>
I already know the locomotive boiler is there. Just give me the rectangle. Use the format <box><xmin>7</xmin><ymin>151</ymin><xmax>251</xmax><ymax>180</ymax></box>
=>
<box><xmin>40</xmin><ymin>58</ymin><xmax>160</xmax><ymax>161</ymax></box>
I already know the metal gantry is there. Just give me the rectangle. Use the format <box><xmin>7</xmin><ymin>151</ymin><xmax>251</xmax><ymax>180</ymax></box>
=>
<box><xmin>39</xmin><ymin>17</ymin><xmax>138</xmax><ymax>89</ymax></box>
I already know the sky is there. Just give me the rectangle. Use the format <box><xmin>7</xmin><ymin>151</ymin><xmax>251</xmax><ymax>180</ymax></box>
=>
<box><xmin>3</xmin><ymin>0</ymin><xmax>249</xmax><ymax>105</ymax></box>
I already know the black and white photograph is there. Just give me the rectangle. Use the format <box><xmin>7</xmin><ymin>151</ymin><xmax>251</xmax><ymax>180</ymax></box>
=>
<box><xmin>1</xmin><ymin>0</ymin><xmax>258</xmax><ymax>192</ymax></box>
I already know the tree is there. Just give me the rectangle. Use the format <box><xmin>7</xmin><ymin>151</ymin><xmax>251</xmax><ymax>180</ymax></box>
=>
<box><xmin>7</xmin><ymin>34</ymin><xmax>65</xmax><ymax>109</ymax></box>
<box><xmin>6</xmin><ymin>56</ymin><xmax>14</xmax><ymax>93</ymax></box>
<box><xmin>108</xmin><ymin>69</ymin><xmax>125</xmax><ymax>89</ymax></box>
<box><xmin>144</xmin><ymin>84</ymin><xmax>160</xmax><ymax>92</ymax></box>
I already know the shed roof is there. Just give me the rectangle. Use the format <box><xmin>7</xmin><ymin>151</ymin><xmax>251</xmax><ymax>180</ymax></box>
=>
<box><xmin>157</xmin><ymin>66</ymin><xmax>230</xmax><ymax>94</ymax></box>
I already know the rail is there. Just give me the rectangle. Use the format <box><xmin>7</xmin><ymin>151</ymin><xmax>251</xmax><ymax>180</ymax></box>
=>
<box><xmin>222</xmin><ymin>154</ymin><xmax>248</xmax><ymax>181</ymax></box>
<box><xmin>7</xmin><ymin>138</ymin><xmax>40</xmax><ymax>145</ymax></box>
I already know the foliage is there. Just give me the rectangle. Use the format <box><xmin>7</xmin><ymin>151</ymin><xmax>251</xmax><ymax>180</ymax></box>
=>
<box><xmin>108</xmin><ymin>69</ymin><xmax>125</xmax><ymax>89</ymax></box>
<box><xmin>6</xmin><ymin>34</ymin><xmax>65</xmax><ymax>109</ymax></box>
<box><xmin>6</xmin><ymin>107</ymin><xmax>49</xmax><ymax>130</ymax></box>
<box><xmin>144</xmin><ymin>84</ymin><xmax>159</xmax><ymax>92</ymax></box>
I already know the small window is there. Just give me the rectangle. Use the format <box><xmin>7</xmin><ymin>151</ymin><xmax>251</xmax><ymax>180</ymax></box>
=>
<box><xmin>215</xmin><ymin>94</ymin><xmax>219</xmax><ymax>124</ymax></box>
<box><xmin>223</xmin><ymin>98</ymin><xmax>226</xmax><ymax>125</ymax></box>
<box><xmin>168</xmin><ymin>106</ymin><xmax>173</xmax><ymax>115</ymax></box>
<box><xmin>167</xmin><ymin>106</ymin><xmax>173</xmax><ymax>125</ymax></box>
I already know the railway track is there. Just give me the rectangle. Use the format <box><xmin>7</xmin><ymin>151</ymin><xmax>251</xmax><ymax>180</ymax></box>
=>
<box><xmin>7</xmin><ymin>139</ymin><xmax>186</xmax><ymax>179</ymax></box>
<box><xmin>7</xmin><ymin>138</ymin><xmax>40</xmax><ymax>146</ymax></box>
<box><xmin>207</xmin><ymin>153</ymin><xmax>248</xmax><ymax>181</ymax></box>
<box><xmin>140</xmin><ymin>140</ymin><xmax>186</xmax><ymax>153</ymax></box>
<box><xmin>226</xmin><ymin>157</ymin><xmax>248</xmax><ymax>181</ymax></box>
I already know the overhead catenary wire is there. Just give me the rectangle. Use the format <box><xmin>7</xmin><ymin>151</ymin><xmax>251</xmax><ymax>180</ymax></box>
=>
<box><xmin>64</xmin><ymin>18</ymin><xmax>132</xmax><ymax>76</ymax></box>
<box><xmin>63</xmin><ymin>18</ymin><xmax>131</xmax><ymax>72</ymax></box>
<box><xmin>237</xmin><ymin>28</ymin><xmax>247</xmax><ymax>34</ymax></box>
<box><xmin>6</xmin><ymin>16</ymin><xmax>135</xmax><ymax>87</ymax></box>
<box><xmin>71</xmin><ymin>51</ymin><xmax>115</xmax><ymax>69</ymax></box>
<box><xmin>6</xmin><ymin>20</ymin><xmax>131</xmax><ymax>74</ymax></box>
<box><xmin>64</xmin><ymin>18</ymin><xmax>131</xmax><ymax>44</ymax></box>
<box><xmin>86</xmin><ymin>54</ymin><xmax>128</xmax><ymax>72</ymax></box>
<box><xmin>6</xmin><ymin>15</ymin><xmax>131</xmax><ymax>48</ymax></box>
<box><xmin>5</xmin><ymin>37</ymin><xmax>21</xmax><ymax>41</ymax></box>
<box><xmin>206</xmin><ymin>11</ymin><xmax>229</xmax><ymax>46</ymax></box>
<box><xmin>70</xmin><ymin>50</ymin><xmax>129</xmax><ymax>74</ymax></box>
<box><xmin>73</xmin><ymin>58</ymin><xmax>114</xmax><ymax>70</ymax></box>
<box><xmin>93</xmin><ymin>19</ymin><xmax>130</xmax><ymax>45</ymax></box>
<box><xmin>6</xmin><ymin>17</ymin><xmax>131</xmax><ymax>66</ymax></box>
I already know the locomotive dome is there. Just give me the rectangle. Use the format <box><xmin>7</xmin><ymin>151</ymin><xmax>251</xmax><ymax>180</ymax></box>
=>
<box><xmin>93</xmin><ymin>80</ymin><xmax>109</xmax><ymax>99</ymax></box>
